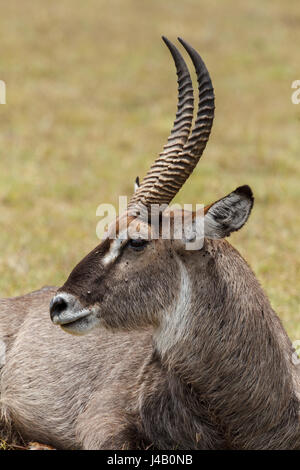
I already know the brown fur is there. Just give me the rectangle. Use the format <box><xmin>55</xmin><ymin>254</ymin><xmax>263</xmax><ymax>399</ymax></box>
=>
<box><xmin>0</xmin><ymin>36</ymin><xmax>298</xmax><ymax>449</ymax></box>
<box><xmin>1</xmin><ymin>234</ymin><xmax>299</xmax><ymax>449</ymax></box>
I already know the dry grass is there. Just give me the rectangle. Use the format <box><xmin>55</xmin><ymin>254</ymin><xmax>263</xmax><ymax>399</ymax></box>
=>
<box><xmin>0</xmin><ymin>0</ymin><xmax>299</xmax><ymax>339</ymax></box>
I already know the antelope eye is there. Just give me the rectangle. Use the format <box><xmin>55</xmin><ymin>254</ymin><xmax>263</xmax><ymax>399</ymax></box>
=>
<box><xmin>128</xmin><ymin>238</ymin><xmax>149</xmax><ymax>251</ymax></box>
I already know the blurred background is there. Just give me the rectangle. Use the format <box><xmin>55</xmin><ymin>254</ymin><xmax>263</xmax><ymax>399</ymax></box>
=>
<box><xmin>0</xmin><ymin>0</ymin><xmax>299</xmax><ymax>338</ymax></box>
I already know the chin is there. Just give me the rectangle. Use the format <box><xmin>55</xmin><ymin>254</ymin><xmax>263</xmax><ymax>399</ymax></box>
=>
<box><xmin>60</xmin><ymin>314</ymin><xmax>100</xmax><ymax>336</ymax></box>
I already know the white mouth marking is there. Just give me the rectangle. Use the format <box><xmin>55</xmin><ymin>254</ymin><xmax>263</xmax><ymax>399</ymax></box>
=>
<box><xmin>52</xmin><ymin>307</ymin><xmax>93</xmax><ymax>325</ymax></box>
<box><xmin>51</xmin><ymin>292</ymin><xmax>100</xmax><ymax>336</ymax></box>
<box><xmin>51</xmin><ymin>292</ymin><xmax>97</xmax><ymax>325</ymax></box>
<box><xmin>61</xmin><ymin>313</ymin><xmax>100</xmax><ymax>336</ymax></box>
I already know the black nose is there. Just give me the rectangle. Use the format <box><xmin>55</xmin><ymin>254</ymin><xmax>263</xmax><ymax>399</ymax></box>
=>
<box><xmin>50</xmin><ymin>296</ymin><xmax>68</xmax><ymax>322</ymax></box>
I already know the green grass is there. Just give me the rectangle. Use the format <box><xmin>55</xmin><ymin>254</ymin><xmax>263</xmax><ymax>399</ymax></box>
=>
<box><xmin>0</xmin><ymin>0</ymin><xmax>299</xmax><ymax>339</ymax></box>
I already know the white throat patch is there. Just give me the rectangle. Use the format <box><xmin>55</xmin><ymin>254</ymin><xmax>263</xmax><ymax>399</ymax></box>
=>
<box><xmin>154</xmin><ymin>257</ymin><xmax>192</xmax><ymax>357</ymax></box>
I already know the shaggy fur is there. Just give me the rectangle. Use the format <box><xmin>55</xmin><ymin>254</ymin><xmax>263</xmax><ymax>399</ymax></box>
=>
<box><xmin>1</xmin><ymin>237</ymin><xmax>299</xmax><ymax>449</ymax></box>
<box><xmin>0</xmin><ymin>37</ymin><xmax>299</xmax><ymax>450</ymax></box>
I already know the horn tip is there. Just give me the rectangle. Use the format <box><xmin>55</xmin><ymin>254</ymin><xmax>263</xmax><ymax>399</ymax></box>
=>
<box><xmin>177</xmin><ymin>37</ymin><xmax>192</xmax><ymax>51</ymax></box>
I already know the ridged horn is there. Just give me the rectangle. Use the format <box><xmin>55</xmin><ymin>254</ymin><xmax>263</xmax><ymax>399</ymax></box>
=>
<box><xmin>128</xmin><ymin>36</ymin><xmax>194</xmax><ymax>210</ymax></box>
<box><xmin>129</xmin><ymin>37</ymin><xmax>215</xmax><ymax>211</ymax></box>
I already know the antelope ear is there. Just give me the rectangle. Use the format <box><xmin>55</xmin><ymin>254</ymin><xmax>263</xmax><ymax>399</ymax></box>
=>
<box><xmin>204</xmin><ymin>185</ymin><xmax>254</xmax><ymax>239</ymax></box>
<box><xmin>134</xmin><ymin>176</ymin><xmax>140</xmax><ymax>193</ymax></box>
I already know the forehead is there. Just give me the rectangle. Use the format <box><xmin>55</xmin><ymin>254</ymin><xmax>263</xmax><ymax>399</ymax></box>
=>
<box><xmin>104</xmin><ymin>212</ymin><xmax>153</xmax><ymax>241</ymax></box>
<box><xmin>103</xmin><ymin>208</ymin><xmax>202</xmax><ymax>242</ymax></box>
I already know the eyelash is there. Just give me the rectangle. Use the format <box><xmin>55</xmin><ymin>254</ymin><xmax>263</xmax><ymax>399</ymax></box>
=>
<box><xmin>128</xmin><ymin>238</ymin><xmax>149</xmax><ymax>251</ymax></box>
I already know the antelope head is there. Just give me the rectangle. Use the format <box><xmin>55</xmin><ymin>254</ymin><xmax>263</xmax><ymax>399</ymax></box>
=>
<box><xmin>50</xmin><ymin>37</ymin><xmax>254</xmax><ymax>336</ymax></box>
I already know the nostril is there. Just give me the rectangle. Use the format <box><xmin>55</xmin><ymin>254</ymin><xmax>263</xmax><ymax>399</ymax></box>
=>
<box><xmin>50</xmin><ymin>296</ymin><xmax>68</xmax><ymax>322</ymax></box>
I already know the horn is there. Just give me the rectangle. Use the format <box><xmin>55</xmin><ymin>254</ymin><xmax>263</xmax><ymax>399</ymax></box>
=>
<box><xmin>128</xmin><ymin>36</ymin><xmax>194</xmax><ymax>210</ymax></box>
<box><xmin>129</xmin><ymin>37</ymin><xmax>215</xmax><ymax>211</ymax></box>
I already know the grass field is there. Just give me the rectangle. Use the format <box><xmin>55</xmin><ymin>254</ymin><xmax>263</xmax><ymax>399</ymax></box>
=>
<box><xmin>0</xmin><ymin>0</ymin><xmax>299</xmax><ymax>340</ymax></box>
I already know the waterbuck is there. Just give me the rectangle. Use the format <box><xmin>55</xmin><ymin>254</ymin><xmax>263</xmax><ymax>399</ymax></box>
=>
<box><xmin>0</xmin><ymin>37</ymin><xmax>299</xmax><ymax>450</ymax></box>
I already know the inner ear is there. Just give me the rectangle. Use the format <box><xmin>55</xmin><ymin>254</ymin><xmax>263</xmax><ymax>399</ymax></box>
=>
<box><xmin>134</xmin><ymin>176</ymin><xmax>140</xmax><ymax>193</ymax></box>
<box><xmin>204</xmin><ymin>185</ymin><xmax>254</xmax><ymax>239</ymax></box>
